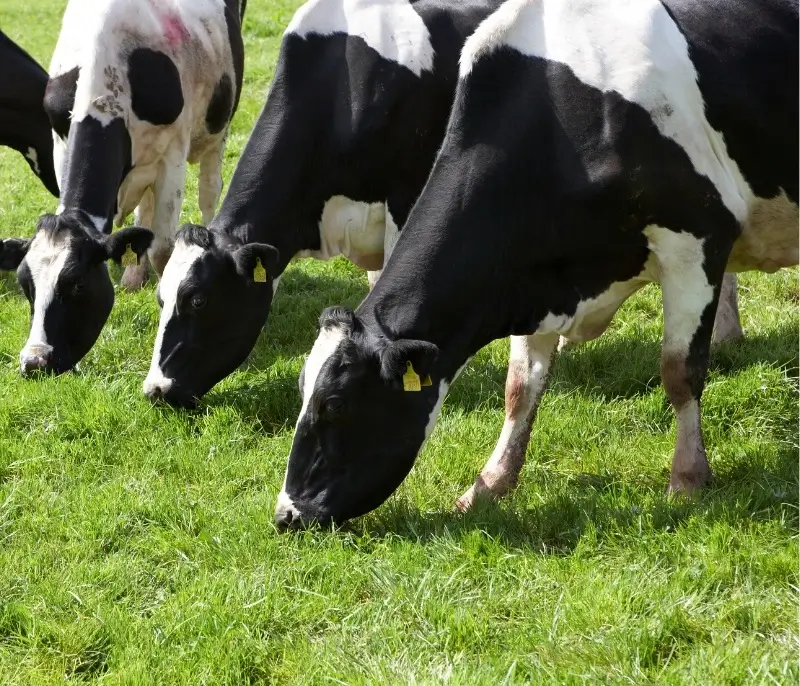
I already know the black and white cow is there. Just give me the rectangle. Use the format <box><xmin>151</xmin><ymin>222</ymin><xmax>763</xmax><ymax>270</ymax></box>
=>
<box><xmin>142</xmin><ymin>0</ymin><xmax>529</xmax><ymax>408</ymax></box>
<box><xmin>275</xmin><ymin>0</ymin><xmax>798</xmax><ymax>528</ymax></box>
<box><xmin>0</xmin><ymin>0</ymin><xmax>245</xmax><ymax>375</ymax></box>
<box><xmin>0</xmin><ymin>30</ymin><xmax>59</xmax><ymax>196</ymax></box>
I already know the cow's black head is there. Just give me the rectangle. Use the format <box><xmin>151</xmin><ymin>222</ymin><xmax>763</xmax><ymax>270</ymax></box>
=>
<box><xmin>275</xmin><ymin>306</ymin><xmax>443</xmax><ymax>529</ymax></box>
<box><xmin>0</xmin><ymin>211</ymin><xmax>152</xmax><ymax>375</ymax></box>
<box><xmin>143</xmin><ymin>224</ymin><xmax>280</xmax><ymax>408</ymax></box>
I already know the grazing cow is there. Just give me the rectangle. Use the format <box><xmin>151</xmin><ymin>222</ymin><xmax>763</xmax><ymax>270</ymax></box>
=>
<box><xmin>0</xmin><ymin>30</ymin><xmax>59</xmax><ymax>196</ymax></box>
<box><xmin>142</xmin><ymin>0</ymin><xmax>520</xmax><ymax>408</ymax></box>
<box><xmin>0</xmin><ymin>0</ymin><xmax>245</xmax><ymax>375</ymax></box>
<box><xmin>275</xmin><ymin>0</ymin><xmax>798</xmax><ymax>528</ymax></box>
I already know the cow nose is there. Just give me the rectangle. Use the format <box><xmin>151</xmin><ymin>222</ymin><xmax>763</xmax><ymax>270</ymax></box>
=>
<box><xmin>143</xmin><ymin>375</ymin><xmax>174</xmax><ymax>402</ymax></box>
<box><xmin>19</xmin><ymin>347</ymin><xmax>52</xmax><ymax>375</ymax></box>
<box><xmin>275</xmin><ymin>490</ymin><xmax>303</xmax><ymax>531</ymax></box>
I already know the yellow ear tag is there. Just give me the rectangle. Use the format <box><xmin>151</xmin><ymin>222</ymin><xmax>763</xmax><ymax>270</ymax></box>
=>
<box><xmin>253</xmin><ymin>257</ymin><xmax>267</xmax><ymax>283</ymax></box>
<box><xmin>121</xmin><ymin>243</ymin><xmax>138</xmax><ymax>267</ymax></box>
<box><xmin>421</xmin><ymin>374</ymin><xmax>432</xmax><ymax>387</ymax></box>
<box><xmin>403</xmin><ymin>362</ymin><xmax>421</xmax><ymax>392</ymax></box>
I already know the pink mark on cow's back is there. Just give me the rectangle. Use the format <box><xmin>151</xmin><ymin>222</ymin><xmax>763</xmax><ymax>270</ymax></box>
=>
<box><xmin>163</xmin><ymin>14</ymin><xmax>190</xmax><ymax>46</ymax></box>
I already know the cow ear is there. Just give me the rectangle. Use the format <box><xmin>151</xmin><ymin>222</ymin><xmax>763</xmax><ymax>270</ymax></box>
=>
<box><xmin>232</xmin><ymin>243</ymin><xmax>280</xmax><ymax>283</ymax></box>
<box><xmin>0</xmin><ymin>238</ymin><xmax>30</xmax><ymax>271</ymax></box>
<box><xmin>104</xmin><ymin>226</ymin><xmax>154</xmax><ymax>264</ymax></box>
<box><xmin>380</xmin><ymin>339</ymin><xmax>439</xmax><ymax>390</ymax></box>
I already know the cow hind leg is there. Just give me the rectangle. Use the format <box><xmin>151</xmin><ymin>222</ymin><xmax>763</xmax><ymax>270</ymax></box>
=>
<box><xmin>711</xmin><ymin>272</ymin><xmax>743</xmax><ymax>344</ymax></box>
<box><xmin>198</xmin><ymin>139</ymin><xmax>225</xmax><ymax>225</ymax></box>
<box><xmin>456</xmin><ymin>332</ymin><xmax>559</xmax><ymax>511</ymax></box>
<box><xmin>650</xmin><ymin>228</ymin><xmax>729</xmax><ymax>494</ymax></box>
<box><xmin>120</xmin><ymin>187</ymin><xmax>154</xmax><ymax>292</ymax></box>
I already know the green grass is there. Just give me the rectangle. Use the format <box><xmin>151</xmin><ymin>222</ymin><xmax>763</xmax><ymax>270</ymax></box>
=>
<box><xmin>0</xmin><ymin>1</ymin><xmax>797</xmax><ymax>683</ymax></box>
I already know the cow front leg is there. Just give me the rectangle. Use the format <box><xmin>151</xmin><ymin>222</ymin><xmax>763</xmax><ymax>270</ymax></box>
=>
<box><xmin>120</xmin><ymin>187</ymin><xmax>154</xmax><ymax>292</ymax></box>
<box><xmin>650</xmin><ymin>229</ymin><xmax>727</xmax><ymax>494</ymax></box>
<box><xmin>711</xmin><ymin>272</ymin><xmax>743</xmax><ymax>344</ymax></box>
<box><xmin>456</xmin><ymin>332</ymin><xmax>559</xmax><ymax>511</ymax></box>
<box><xmin>198</xmin><ymin>139</ymin><xmax>224</xmax><ymax>225</ymax></box>
<box><xmin>149</xmin><ymin>156</ymin><xmax>188</xmax><ymax>278</ymax></box>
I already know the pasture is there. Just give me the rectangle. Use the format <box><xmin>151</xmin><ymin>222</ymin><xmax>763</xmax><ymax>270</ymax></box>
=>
<box><xmin>0</xmin><ymin>0</ymin><xmax>797</xmax><ymax>682</ymax></box>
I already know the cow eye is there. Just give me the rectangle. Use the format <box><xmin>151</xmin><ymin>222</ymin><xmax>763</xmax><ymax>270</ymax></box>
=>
<box><xmin>71</xmin><ymin>280</ymin><xmax>85</xmax><ymax>296</ymax></box>
<box><xmin>322</xmin><ymin>397</ymin><xmax>345</xmax><ymax>416</ymax></box>
<box><xmin>190</xmin><ymin>295</ymin><xmax>207</xmax><ymax>310</ymax></box>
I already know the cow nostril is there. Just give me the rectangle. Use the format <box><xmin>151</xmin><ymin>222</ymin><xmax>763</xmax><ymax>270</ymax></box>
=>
<box><xmin>275</xmin><ymin>508</ymin><xmax>294</xmax><ymax>531</ymax></box>
<box><xmin>21</xmin><ymin>354</ymin><xmax>49</xmax><ymax>375</ymax></box>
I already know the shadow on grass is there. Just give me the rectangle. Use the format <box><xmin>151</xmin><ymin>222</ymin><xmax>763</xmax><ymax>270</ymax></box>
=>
<box><xmin>350</xmin><ymin>446</ymin><xmax>798</xmax><ymax>551</ymax></box>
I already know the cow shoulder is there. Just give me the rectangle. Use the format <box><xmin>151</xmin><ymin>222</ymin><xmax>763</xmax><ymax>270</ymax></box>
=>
<box><xmin>44</xmin><ymin>67</ymin><xmax>80</xmax><ymax>140</ymax></box>
<box><xmin>127</xmin><ymin>48</ymin><xmax>184</xmax><ymax>126</ymax></box>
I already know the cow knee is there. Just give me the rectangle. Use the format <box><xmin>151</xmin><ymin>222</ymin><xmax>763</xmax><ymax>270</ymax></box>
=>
<box><xmin>149</xmin><ymin>239</ymin><xmax>174</xmax><ymax>277</ymax></box>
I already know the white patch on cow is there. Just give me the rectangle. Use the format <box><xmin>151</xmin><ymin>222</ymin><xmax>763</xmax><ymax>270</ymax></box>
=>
<box><xmin>275</xmin><ymin>323</ymin><xmax>348</xmax><ymax>514</ymax></box>
<box><xmin>297</xmin><ymin>195</ymin><xmax>387</xmax><ymax>271</ymax></box>
<box><xmin>459</xmin><ymin>0</ymin><xmax>751</xmax><ymax>224</ymax></box>
<box><xmin>287</xmin><ymin>0</ymin><xmax>435</xmax><ymax>77</ymax></box>
<box><xmin>421</xmin><ymin>358</ymin><xmax>470</xmax><ymax>442</ymax></box>
<box><xmin>644</xmin><ymin>226</ymin><xmax>714</xmax><ymax>355</ymax></box>
<box><xmin>25</xmin><ymin>147</ymin><xmax>41</xmax><ymax>175</ymax></box>
<box><xmin>19</xmin><ymin>231</ymin><xmax>72</xmax><ymax>369</ymax></box>
<box><xmin>297</xmin><ymin>323</ymin><xmax>349</xmax><ymax>419</ymax></box>
<box><xmin>143</xmin><ymin>241</ymin><xmax>205</xmax><ymax>395</ymax></box>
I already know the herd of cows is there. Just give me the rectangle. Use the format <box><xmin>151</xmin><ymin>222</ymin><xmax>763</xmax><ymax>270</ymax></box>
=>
<box><xmin>0</xmin><ymin>0</ymin><xmax>796</xmax><ymax>529</ymax></box>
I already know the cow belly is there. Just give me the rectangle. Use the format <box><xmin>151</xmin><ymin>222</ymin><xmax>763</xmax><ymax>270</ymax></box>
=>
<box><xmin>727</xmin><ymin>190</ymin><xmax>799</xmax><ymax>273</ymax></box>
<box><xmin>536</xmin><ymin>261</ymin><xmax>656</xmax><ymax>342</ymax></box>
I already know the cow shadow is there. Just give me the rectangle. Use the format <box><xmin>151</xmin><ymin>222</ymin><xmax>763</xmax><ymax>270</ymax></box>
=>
<box><xmin>344</xmin><ymin>443</ymin><xmax>798</xmax><ymax>551</ymax></box>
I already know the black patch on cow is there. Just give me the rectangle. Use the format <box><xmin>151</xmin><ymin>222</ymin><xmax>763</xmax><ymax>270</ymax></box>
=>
<box><xmin>44</xmin><ymin>66</ymin><xmax>79</xmax><ymax>140</ymax></box>
<box><xmin>206</xmin><ymin>74</ymin><xmax>233</xmax><ymax>134</ymax></box>
<box><xmin>128</xmin><ymin>48</ymin><xmax>184</xmax><ymax>126</ymax></box>
<box><xmin>60</xmin><ymin>116</ymin><xmax>132</xmax><ymax>230</ymax></box>
<box><xmin>223</xmin><ymin>0</ymin><xmax>245</xmax><ymax>117</ymax></box>
<box><xmin>663</xmin><ymin>0</ymin><xmax>798</xmax><ymax>202</ymax></box>
<box><xmin>0</xmin><ymin>30</ymin><xmax>60</xmax><ymax>196</ymax></box>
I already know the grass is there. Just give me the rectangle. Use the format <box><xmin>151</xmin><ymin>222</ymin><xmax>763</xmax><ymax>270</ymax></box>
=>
<box><xmin>0</xmin><ymin>0</ymin><xmax>797</xmax><ymax>683</ymax></box>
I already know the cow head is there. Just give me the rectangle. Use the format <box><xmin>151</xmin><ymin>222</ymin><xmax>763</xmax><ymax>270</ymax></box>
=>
<box><xmin>0</xmin><ymin>211</ymin><xmax>152</xmax><ymax>375</ymax></box>
<box><xmin>143</xmin><ymin>224</ymin><xmax>280</xmax><ymax>408</ymax></box>
<box><xmin>275</xmin><ymin>306</ymin><xmax>444</xmax><ymax>529</ymax></box>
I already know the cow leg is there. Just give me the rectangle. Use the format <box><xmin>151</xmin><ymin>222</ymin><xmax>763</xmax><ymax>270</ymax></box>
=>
<box><xmin>148</xmin><ymin>155</ymin><xmax>188</xmax><ymax>278</ymax></box>
<box><xmin>711</xmin><ymin>272</ymin><xmax>743</xmax><ymax>344</ymax></box>
<box><xmin>120</xmin><ymin>187</ymin><xmax>154</xmax><ymax>291</ymax></box>
<box><xmin>367</xmin><ymin>204</ymin><xmax>403</xmax><ymax>290</ymax></box>
<box><xmin>652</xmin><ymin>230</ymin><xmax>727</xmax><ymax>495</ymax></box>
<box><xmin>198</xmin><ymin>140</ymin><xmax>224</xmax><ymax>225</ymax></box>
<box><xmin>456</xmin><ymin>331</ymin><xmax>559</xmax><ymax>511</ymax></box>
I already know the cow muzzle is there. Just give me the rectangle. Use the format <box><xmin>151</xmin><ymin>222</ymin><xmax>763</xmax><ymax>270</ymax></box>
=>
<box><xmin>19</xmin><ymin>344</ymin><xmax>53</xmax><ymax>376</ymax></box>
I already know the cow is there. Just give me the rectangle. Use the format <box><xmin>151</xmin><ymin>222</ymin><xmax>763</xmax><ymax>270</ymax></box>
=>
<box><xmin>142</xmin><ymin>0</ymin><xmax>509</xmax><ymax>408</ymax></box>
<box><xmin>143</xmin><ymin>0</ymin><xmax>746</xmax><ymax>409</ymax></box>
<box><xmin>0</xmin><ymin>0</ymin><xmax>246</xmax><ymax>375</ymax></box>
<box><xmin>275</xmin><ymin>0</ymin><xmax>798</xmax><ymax>529</ymax></box>
<box><xmin>0</xmin><ymin>30</ymin><xmax>59</xmax><ymax>197</ymax></box>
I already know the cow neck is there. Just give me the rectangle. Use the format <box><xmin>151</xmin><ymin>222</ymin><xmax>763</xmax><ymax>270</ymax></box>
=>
<box><xmin>208</xmin><ymin>68</ymin><xmax>323</xmax><ymax>275</ymax></box>
<box><xmin>59</xmin><ymin>116</ymin><xmax>131</xmax><ymax>233</ymax></box>
<box><xmin>356</xmin><ymin>244</ymin><xmax>512</xmax><ymax>385</ymax></box>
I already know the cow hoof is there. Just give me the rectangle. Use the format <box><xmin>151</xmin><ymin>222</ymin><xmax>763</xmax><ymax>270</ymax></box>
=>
<box><xmin>455</xmin><ymin>476</ymin><xmax>501</xmax><ymax>512</ymax></box>
<box><xmin>120</xmin><ymin>263</ymin><xmax>149</xmax><ymax>291</ymax></box>
<box><xmin>666</xmin><ymin>468</ymin><xmax>712</xmax><ymax>497</ymax></box>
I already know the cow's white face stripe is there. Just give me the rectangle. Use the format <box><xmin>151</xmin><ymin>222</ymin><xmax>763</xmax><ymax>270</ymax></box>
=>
<box><xmin>20</xmin><ymin>232</ymin><xmax>72</xmax><ymax>363</ymax></box>
<box><xmin>286</xmin><ymin>0</ymin><xmax>434</xmax><ymax>77</ymax></box>
<box><xmin>144</xmin><ymin>241</ymin><xmax>205</xmax><ymax>390</ymax></box>
<box><xmin>460</xmin><ymin>0</ymin><xmax>750</xmax><ymax>223</ymax></box>
<box><xmin>276</xmin><ymin>323</ymin><xmax>348</xmax><ymax>510</ymax></box>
